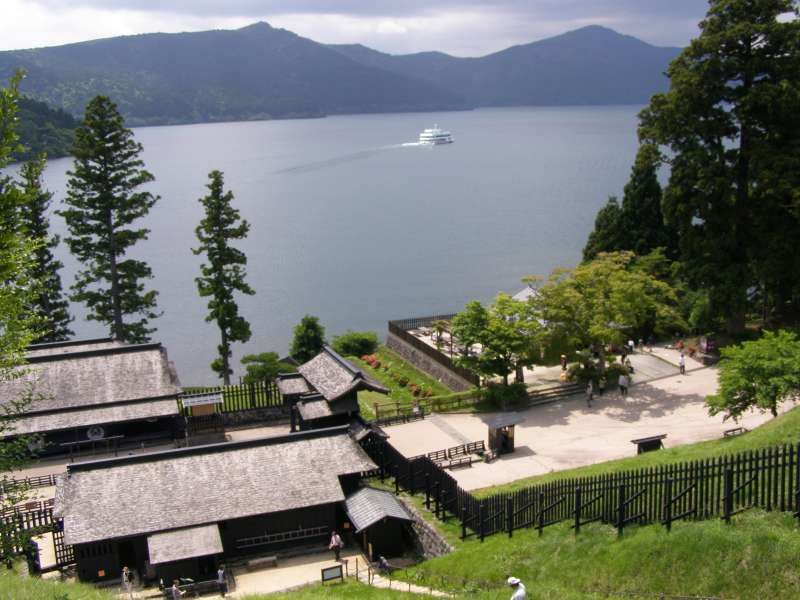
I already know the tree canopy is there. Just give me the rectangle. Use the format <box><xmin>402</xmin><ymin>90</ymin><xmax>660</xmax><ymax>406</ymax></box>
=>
<box><xmin>59</xmin><ymin>95</ymin><xmax>160</xmax><ymax>342</ymax></box>
<box><xmin>193</xmin><ymin>170</ymin><xmax>254</xmax><ymax>385</ymax></box>
<box><xmin>537</xmin><ymin>252</ymin><xmax>684</xmax><ymax>357</ymax></box>
<box><xmin>241</xmin><ymin>352</ymin><xmax>296</xmax><ymax>383</ymax></box>
<box><xmin>18</xmin><ymin>155</ymin><xmax>73</xmax><ymax>342</ymax></box>
<box><xmin>291</xmin><ymin>315</ymin><xmax>326</xmax><ymax>363</ymax></box>
<box><xmin>451</xmin><ymin>293</ymin><xmax>543</xmax><ymax>385</ymax></box>
<box><xmin>707</xmin><ymin>330</ymin><xmax>800</xmax><ymax>421</ymax></box>
<box><xmin>639</xmin><ymin>0</ymin><xmax>800</xmax><ymax>332</ymax></box>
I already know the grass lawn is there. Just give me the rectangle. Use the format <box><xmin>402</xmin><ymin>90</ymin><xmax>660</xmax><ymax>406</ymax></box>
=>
<box><xmin>396</xmin><ymin>509</ymin><xmax>800</xmax><ymax>600</ymax></box>
<box><xmin>351</xmin><ymin>346</ymin><xmax>452</xmax><ymax>417</ymax></box>
<box><xmin>473</xmin><ymin>404</ymin><xmax>800</xmax><ymax>496</ymax></box>
<box><xmin>0</xmin><ymin>566</ymin><xmax>116</xmax><ymax>600</ymax></box>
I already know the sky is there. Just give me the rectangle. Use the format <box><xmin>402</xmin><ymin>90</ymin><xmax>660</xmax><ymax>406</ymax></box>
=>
<box><xmin>0</xmin><ymin>0</ymin><xmax>708</xmax><ymax>55</ymax></box>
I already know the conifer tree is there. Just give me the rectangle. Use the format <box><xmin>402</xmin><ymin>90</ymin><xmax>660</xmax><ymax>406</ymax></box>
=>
<box><xmin>193</xmin><ymin>170</ymin><xmax>254</xmax><ymax>385</ymax></box>
<box><xmin>291</xmin><ymin>315</ymin><xmax>326</xmax><ymax>363</ymax></box>
<box><xmin>19</xmin><ymin>155</ymin><xmax>73</xmax><ymax>342</ymax></box>
<box><xmin>59</xmin><ymin>96</ymin><xmax>160</xmax><ymax>342</ymax></box>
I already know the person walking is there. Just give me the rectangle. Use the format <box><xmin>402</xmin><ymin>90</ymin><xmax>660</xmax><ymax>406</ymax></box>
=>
<box><xmin>329</xmin><ymin>530</ymin><xmax>343</xmax><ymax>561</ymax></box>
<box><xmin>508</xmin><ymin>576</ymin><xmax>527</xmax><ymax>599</ymax></box>
<box><xmin>585</xmin><ymin>381</ymin><xmax>594</xmax><ymax>408</ymax></box>
<box><xmin>598</xmin><ymin>376</ymin><xmax>606</xmax><ymax>396</ymax></box>
<box><xmin>618</xmin><ymin>373</ymin><xmax>629</xmax><ymax>397</ymax></box>
<box><xmin>560</xmin><ymin>354</ymin><xmax>568</xmax><ymax>371</ymax></box>
<box><xmin>170</xmin><ymin>580</ymin><xmax>185</xmax><ymax>599</ymax></box>
<box><xmin>217</xmin><ymin>565</ymin><xmax>227</xmax><ymax>597</ymax></box>
<box><xmin>679</xmin><ymin>352</ymin><xmax>686</xmax><ymax>375</ymax></box>
<box><xmin>121</xmin><ymin>566</ymin><xmax>134</xmax><ymax>599</ymax></box>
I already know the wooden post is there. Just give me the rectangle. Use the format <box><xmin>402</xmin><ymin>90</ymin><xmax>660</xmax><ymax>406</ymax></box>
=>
<box><xmin>723</xmin><ymin>468</ymin><xmax>733</xmax><ymax>524</ymax></box>
<box><xmin>479</xmin><ymin>502</ymin><xmax>485</xmax><ymax>543</ymax></box>
<box><xmin>507</xmin><ymin>496</ymin><xmax>514</xmax><ymax>538</ymax></box>
<box><xmin>461</xmin><ymin>506</ymin><xmax>468</xmax><ymax>540</ymax></box>
<box><xmin>537</xmin><ymin>492</ymin><xmax>545</xmax><ymax>537</ymax></box>
<box><xmin>380</xmin><ymin>446</ymin><xmax>386</xmax><ymax>482</ymax></box>
<box><xmin>617</xmin><ymin>484</ymin><xmax>625</xmax><ymax>537</ymax></box>
<box><xmin>574</xmin><ymin>486</ymin><xmax>582</xmax><ymax>535</ymax></box>
<box><xmin>664</xmin><ymin>478</ymin><xmax>673</xmax><ymax>532</ymax></box>
<box><xmin>425</xmin><ymin>473</ymin><xmax>431</xmax><ymax>510</ymax></box>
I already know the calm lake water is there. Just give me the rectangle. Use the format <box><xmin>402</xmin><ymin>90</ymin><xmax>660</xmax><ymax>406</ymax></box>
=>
<box><xmin>37</xmin><ymin>106</ymin><xmax>642</xmax><ymax>385</ymax></box>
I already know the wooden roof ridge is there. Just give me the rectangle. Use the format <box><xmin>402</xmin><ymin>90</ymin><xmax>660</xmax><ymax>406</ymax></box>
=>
<box><xmin>65</xmin><ymin>424</ymin><xmax>352</xmax><ymax>473</ymax></box>
<box><xmin>322</xmin><ymin>345</ymin><xmax>362</xmax><ymax>378</ymax></box>
<box><xmin>27</xmin><ymin>337</ymin><xmax>115</xmax><ymax>351</ymax></box>
<box><xmin>25</xmin><ymin>342</ymin><xmax>165</xmax><ymax>364</ymax></box>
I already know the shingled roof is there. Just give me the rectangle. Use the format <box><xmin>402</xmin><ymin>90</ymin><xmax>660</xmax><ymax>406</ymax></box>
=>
<box><xmin>344</xmin><ymin>487</ymin><xmax>413</xmax><ymax>533</ymax></box>
<box><xmin>147</xmin><ymin>524</ymin><xmax>223</xmax><ymax>565</ymax></box>
<box><xmin>296</xmin><ymin>346</ymin><xmax>388</xmax><ymax>402</ymax></box>
<box><xmin>296</xmin><ymin>396</ymin><xmax>359</xmax><ymax>421</ymax></box>
<box><xmin>0</xmin><ymin>341</ymin><xmax>181</xmax><ymax>424</ymax></box>
<box><xmin>55</xmin><ymin>426</ymin><xmax>377</xmax><ymax>546</ymax></box>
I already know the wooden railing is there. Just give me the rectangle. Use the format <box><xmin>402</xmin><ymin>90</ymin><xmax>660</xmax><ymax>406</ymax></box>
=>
<box><xmin>180</xmin><ymin>380</ymin><xmax>282</xmax><ymax>415</ymax></box>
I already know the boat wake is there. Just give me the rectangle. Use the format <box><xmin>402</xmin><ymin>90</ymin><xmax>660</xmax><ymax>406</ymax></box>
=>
<box><xmin>275</xmin><ymin>143</ymin><xmax>423</xmax><ymax>174</ymax></box>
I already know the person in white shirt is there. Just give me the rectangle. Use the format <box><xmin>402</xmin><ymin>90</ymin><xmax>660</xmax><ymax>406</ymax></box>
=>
<box><xmin>679</xmin><ymin>352</ymin><xmax>686</xmax><ymax>375</ymax></box>
<box><xmin>508</xmin><ymin>576</ymin><xmax>527</xmax><ymax>599</ymax></box>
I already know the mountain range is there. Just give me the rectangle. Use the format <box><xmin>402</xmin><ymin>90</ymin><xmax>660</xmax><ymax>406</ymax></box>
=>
<box><xmin>0</xmin><ymin>22</ymin><xmax>681</xmax><ymax>128</ymax></box>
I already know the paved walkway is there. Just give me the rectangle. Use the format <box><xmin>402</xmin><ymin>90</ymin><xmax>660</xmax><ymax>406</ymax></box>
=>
<box><xmin>428</xmin><ymin>413</ymin><xmax>472</xmax><ymax>445</ymax></box>
<box><xmin>386</xmin><ymin>364</ymin><xmax>791</xmax><ymax>491</ymax></box>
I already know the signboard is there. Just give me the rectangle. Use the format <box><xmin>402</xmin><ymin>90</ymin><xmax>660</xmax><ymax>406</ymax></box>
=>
<box><xmin>321</xmin><ymin>565</ymin><xmax>344</xmax><ymax>584</ymax></box>
<box><xmin>181</xmin><ymin>392</ymin><xmax>222</xmax><ymax>408</ymax></box>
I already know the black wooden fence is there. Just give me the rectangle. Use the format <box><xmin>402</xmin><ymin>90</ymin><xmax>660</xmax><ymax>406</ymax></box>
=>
<box><xmin>180</xmin><ymin>380</ymin><xmax>282</xmax><ymax>415</ymax></box>
<box><xmin>0</xmin><ymin>507</ymin><xmax>73</xmax><ymax>567</ymax></box>
<box><xmin>362</xmin><ymin>436</ymin><xmax>800</xmax><ymax>541</ymax></box>
<box><xmin>388</xmin><ymin>317</ymin><xmax>481</xmax><ymax>386</ymax></box>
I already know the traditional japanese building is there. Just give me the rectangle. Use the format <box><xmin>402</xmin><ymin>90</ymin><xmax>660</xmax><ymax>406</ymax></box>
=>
<box><xmin>0</xmin><ymin>338</ymin><xmax>184</xmax><ymax>456</ymax></box>
<box><xmin>54</xmin><ymin>425</ymin><xmax>377</xmax><ymax>583</ymax></box>
<box><xmin>277</xmin><ymin>346</ymin><xmax>388</xmax><ymax>431</ymax></box>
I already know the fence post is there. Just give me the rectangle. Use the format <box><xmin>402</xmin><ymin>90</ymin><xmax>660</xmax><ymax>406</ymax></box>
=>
<box><xmin>723</xmin><ymin>468</ymin><xmax>733</xmax><ymax>524</ymax></box>
<box><xmin>507</xmin><ymin>496</ymin><xmax>514</xmax><ymax>538</ymax></box>
<box><xmin>664</xmin><ymin>477</ymin><xmax>673</xmax><ymax>532</ymax></box>
<box><xmin>537</xmin><ymin>492</ymin><xmax>545</xmax><ymax>537</ymax></box>
<box><xmin>479</xmin><ymin>502</ymin><xmax>485</xmax><ymax>543</ymax></box>
<box><xmin>617</xmin><ymin>484</ymin><xmax>625</xmax><ymax>537</ymax></box>
<box><xmin>380</xmin><ymin>446</ymin><xmax>386</xmax><ymax>482</ymax></box>
<box><xmin>461</xmin><ymin>506</ymin><xmax>467</xmax><ymax>540</ymax></box>
<box><xmin>425</xmin><ymin>473</ymin><xmax>431</xmax><ymax>510</ymax></box>
<box><xmin>574</xmin><ymin>486</ymin><xmax>582</xmax><ymax>535</ymax></box>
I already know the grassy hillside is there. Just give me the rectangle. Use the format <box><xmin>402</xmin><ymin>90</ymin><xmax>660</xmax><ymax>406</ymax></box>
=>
<box><xmin>0</xmin><ymin>568</ymin><xmax>115</xmax><ymax>600</ymax></box>
<box><xmin>398</xmin><ymin>510</ymin><xmax>800</xmax><ymax>599</ymax></box>
<box><xmin>245</xmin><ymin>580</ymin><xmax>429</xmax><ymax>598</ymax></box>
<box><xmin>475</xmin><ymin>404</ymin><xmax>800</xmax><ymax>496</ymax></box>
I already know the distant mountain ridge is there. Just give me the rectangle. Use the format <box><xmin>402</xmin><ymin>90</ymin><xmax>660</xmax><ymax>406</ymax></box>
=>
<box><xmin>0</xmin><ymin>23</ymin><xmax>680</xmax><ymax>127</ymax></box>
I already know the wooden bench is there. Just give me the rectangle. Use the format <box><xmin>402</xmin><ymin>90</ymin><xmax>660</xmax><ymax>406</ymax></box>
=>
<box><xmin>447</xmin><ymin>444</ymin><xmax>468</xmax><ymax>459</ymax></box>
<box><xmin>631</xmin><ymin>434</ymin><xmax>667</xmax><ymax>455</ymax></box>
<box><xmin>724</xmin><ymin>427</ymin><xmax>747</xmax><ymax>438</ymax></box>
<box><xmin>483</xmin><ymin>449</ymin><xmax>498</xmax><ymax>462</ymax></box>
<box><xmin>465</xmin><ymin>440</ymin><xmax>486</xmax><ymax>455</ymax></box>
<box><xmin>247</xmin><ymin>555</ymin><xmax>278</xmax><ymax>571</ymax></box>
<box><xmin>427</xmin><ymin>449</ymin><xmax>448</xmax><ymax>464</ymax></box>
<box><xmin>447</xmin><ymin>456</ymin><xmax>473</xmax><ymax>469</ymax></box>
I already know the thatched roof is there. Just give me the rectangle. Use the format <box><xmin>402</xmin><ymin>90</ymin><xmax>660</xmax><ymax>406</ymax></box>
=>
<box><xmin>1</xmin><ymin>342</ymin><xmax>181</xmax><ymax>416</ymax></box>
<box><xmin>297</xmin><ymin>346</ymin><xmax>388</xmax><ymax>402</ymax></box>
<box><xmin>147</xmin><ymin>524</ymin><xmax>223</xmax><ymax>565</ymax></box>
<box><xmin>55</xmin><ymin>426</ymin><xmax>376</xmax><ymax>546</ymax></box>
<box><xmin>344</xmin><ymin>487</ymin><xmax>413</xmax><ymax>533</ymax></box>
<box><xmin>296</xmin><ymin>396</ymin><xmax>358</xmax><ymax>421</ymax></box>
<box><xmin>8</xmin><ymin>398</ymin><xmax>179</xmax><ymax>437</ymax></box>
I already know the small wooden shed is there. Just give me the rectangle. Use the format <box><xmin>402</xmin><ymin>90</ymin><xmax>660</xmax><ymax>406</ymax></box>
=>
<box><xmin>486</xmin><ymin>413</ymin><xmax>524</xmax><ymax>455</ymax></box>
<box><xmin>344</xmin><ymin>487</ymin><xmax>414</xmax><ymax>561</ymax></box>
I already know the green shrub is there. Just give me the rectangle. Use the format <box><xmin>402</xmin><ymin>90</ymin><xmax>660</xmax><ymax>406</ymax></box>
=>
<box><xmin>604</xmin><ymin>361</ymin><xmax>630</xmax><ymax>383</ymax></box>
<box><xmin>332</xmin><ymin>330</ymin><xmax>379</xmax><ymax>357</ymax></box>
<box><xmin>483</xmin><ymin>382</ymin><xmax>527</xmax><ymax>407</ymax></box>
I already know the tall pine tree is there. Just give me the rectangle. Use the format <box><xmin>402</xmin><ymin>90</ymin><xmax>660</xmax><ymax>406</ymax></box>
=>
<box><xmin>193</xmin><ymin>170</ymin><xmax>254</xmax><ymax>385</ymax></box>
<box><xmin>639</xmin><ymin>0</ymin><xmax>800</xmax><ymax>332</ymax></box>
<box><xmin>59</xmin><ymin>96</ymin><xmax>160</xmax><ymax>342</ymax></box>
<box><xmin>19</xmin><ymin>155</ymin><xmax>73</xmax><ymax>341</ymax></box>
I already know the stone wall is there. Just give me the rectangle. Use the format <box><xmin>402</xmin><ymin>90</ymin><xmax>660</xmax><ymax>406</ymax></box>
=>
<box><xmin>386</xmin><ymin>332</ymin><xmax>474</xmax><ymax>392</ymax></box>
<box><xmin>399</xmin><ymin>496</ymin><xmax>454</xmax><ymax>559</ymax></box>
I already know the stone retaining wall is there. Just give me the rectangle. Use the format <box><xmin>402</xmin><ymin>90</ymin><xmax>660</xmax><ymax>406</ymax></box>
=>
<box><xmin>399</xmin><ymin>497</ymin><xmax>454</xmax><ymax>559</ymax></box>
<box><xmin>386</xmin><ymin>333</ymin><xmax>473</xmax><ymax>392</ymax></box>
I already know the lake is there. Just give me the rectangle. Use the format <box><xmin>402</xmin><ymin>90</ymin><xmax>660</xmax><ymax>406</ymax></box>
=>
<box><xmin>38</xmin><ymin>106</ymin><xmax>643</xmax><ymax>385</ymax></box>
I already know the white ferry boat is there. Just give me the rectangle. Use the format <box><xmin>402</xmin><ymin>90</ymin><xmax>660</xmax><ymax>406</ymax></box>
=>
<box><xmin>419</xmin><ymin>125</ymin><xmax>453</xmax><ymax>145</ymax></box>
